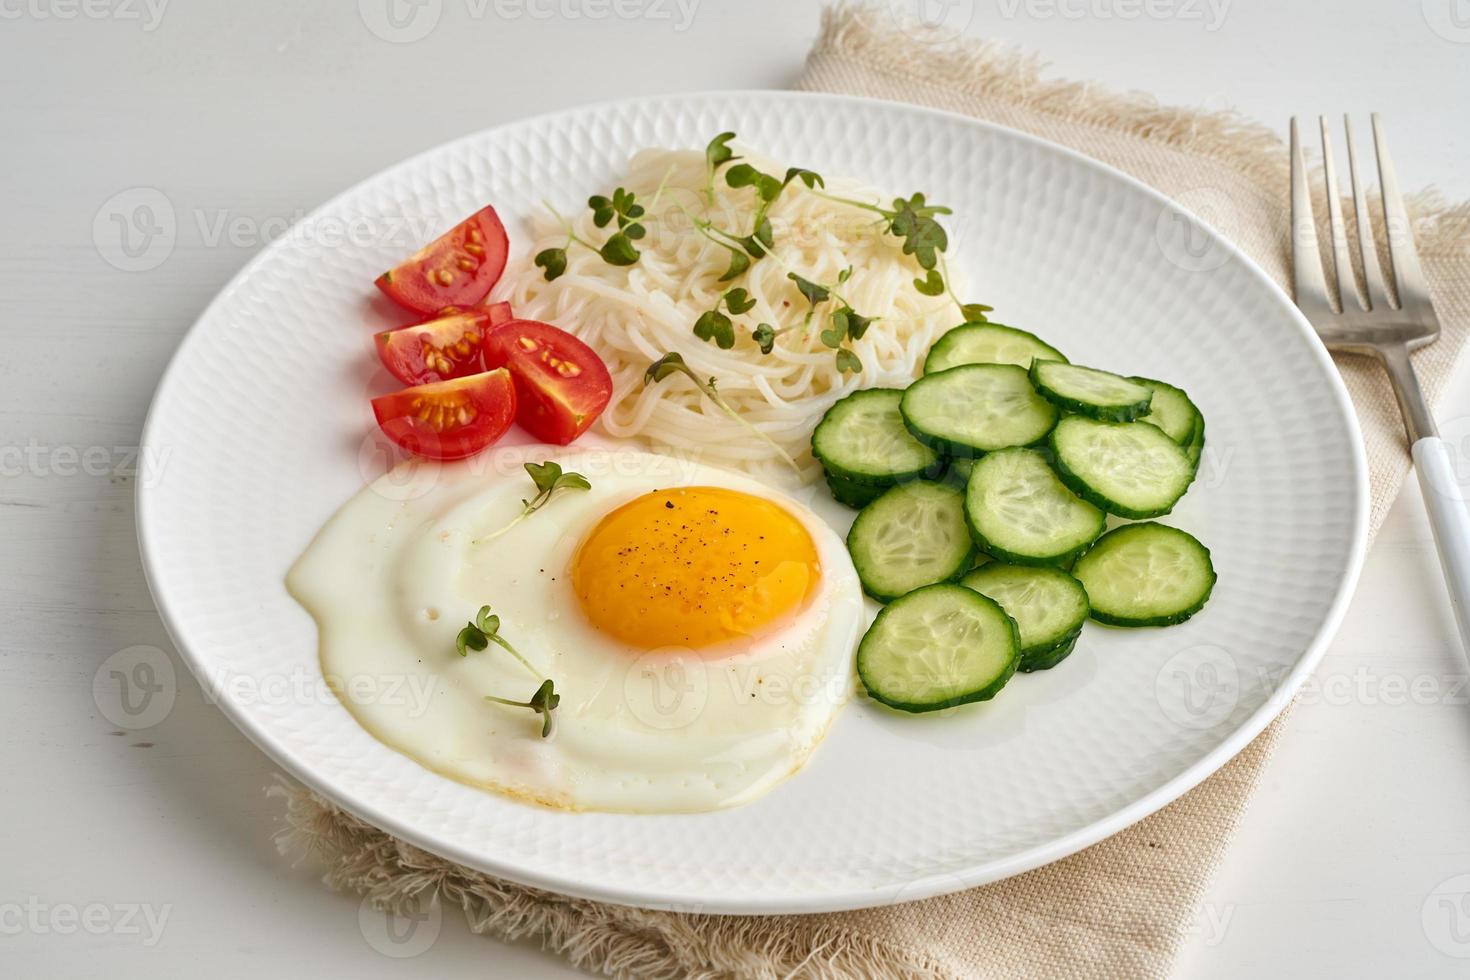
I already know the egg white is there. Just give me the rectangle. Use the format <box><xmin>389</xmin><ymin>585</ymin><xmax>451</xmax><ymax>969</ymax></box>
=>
<box><xmin>287</xmin><ymin>447</ymin><xmax>864</xmax><ymax>812</ymax></box>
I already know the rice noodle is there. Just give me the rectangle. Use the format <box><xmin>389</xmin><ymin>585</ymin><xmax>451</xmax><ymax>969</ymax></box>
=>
<box><xmin>493</xmin><ymin>146</ymin><xmax>963</xmax><ymax>485</ymax></box>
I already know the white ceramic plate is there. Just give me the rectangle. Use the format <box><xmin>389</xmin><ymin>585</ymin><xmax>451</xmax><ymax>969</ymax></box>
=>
<box><xmin>138</xmin><ymin>91</ymin><xmax>1367</xmax><ymax>914</ymax></box>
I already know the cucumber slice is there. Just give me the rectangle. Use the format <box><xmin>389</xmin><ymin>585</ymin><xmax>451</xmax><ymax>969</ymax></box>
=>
<box><xmin>825</xmin><ymin>471</ymin><xmax>885</xmax><ymax>509</ymax></box>
<box><xmin>901</xmin><ymin>364</ymin><xmax>1058</xmax><ymax>456</ymax></box>
<box><xmin>964</xmin><ymin>448</ymin><xmax>1105</xmax><ymax>566</ymax></box>
<box><xmin>1050</xmin><ymin>416</ymin><xmax>1195</xmax><ymax>518</ymax></box>
<box><xmin>847</xmin><ymin>481</ymin><xmax>973</xmax><ymax>602</ymax></box>
<box><xmin>924</xmin><ymin>323</ymin><xmax>1067</xmax><ymax>374</ymax></box>
<box><xmin>1018</xmin><ymin>634</ymin><xmax>1079</xmax><ymax>672</ymax></box>
<box><xmin>812</xmin><ymin>388</ymin><xmax>943</xmax><ymax>485</ymax></box>
<box><xmin>960</xmin><ymin>563</ymin><xmax>1089</xmax><ymax>667</ymax></box>
<box><xmin>856</xmin><ymin>584</ymin><xmax>1020</xmax><ymax>712</ymax></box>
<box><xmin>1185</xmin><ymin>414</ymin><xmax>1206</xmax><ymax>469</ymax></box>
<box><xmin>1132</xmin><ymin>376</ymin><xmax>1202</xmax><ymax>446</ymax></box>
<box><xmin>1072</xmin><ymin>523</ymin><xmax>1215</xmax><ymax>626</ymax></box>
<box><xmin>1029</xmin><ymin>361</ymin><xmax>1153</xmax><ymax>422</ymax></box>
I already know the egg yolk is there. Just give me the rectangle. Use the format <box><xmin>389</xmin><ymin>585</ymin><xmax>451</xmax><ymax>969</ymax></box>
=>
<box><xmin>572</xmin><ymin>487</ymin><xmax>821</xmax><ymax>650</ymax></box>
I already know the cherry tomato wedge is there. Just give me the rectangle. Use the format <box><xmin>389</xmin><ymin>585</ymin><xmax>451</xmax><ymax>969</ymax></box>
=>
<box><xmin>375</xmin><ymin>302</ymin><xmax>513</xmax><ymax>386</ymax></box>
<box><xmin>375</xmin><ymin>206</ymin><xmax>509</xmax><ymax>315</ymax></box>
<box><xmin>483</xmin><ymin>320</ymin><xmax>613</xmax><ymax>445</ymax></box>
<box><xmin>371</xmin><ymin>369</ymin><xmax>517</xmax><ymax>461</ymax></box>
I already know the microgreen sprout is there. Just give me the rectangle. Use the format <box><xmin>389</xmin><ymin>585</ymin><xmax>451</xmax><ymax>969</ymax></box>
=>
<box><xmin>815</xmin><ymin>190</ymin><xmax>956</xmax><ymax>297</ymax></box>
<box><xmin>485</xmin><ymin>679</ymin><xmax>561</xmax><ymax>739</ymax></box>
<box><xmin>589</xmin><ymin>187</ymin><xmax>646</xmax><ymax>266</ymax></box>
<box><xmin>535</xmin><ymin>184</ymin><xmax>653</xmax><ymax>280</ymax></box>
<box><xmin>724</xmin><ymin>163</ymin><xmax>825</xmax><ymax>260</ymax></box>
<box><xmin>458</xmin><ymin>605</ymin><xmax>560</xmax><ymax>738</ymax></box>
<box><xmin>643</xmin><ymin>353</ymin><xmax>800</xmax><ymax>472</ymax></box>
<box><xmin>692</xmin><ymin>287</ymin><xmax>756</xmax><ymax>350</ymax></box>
<box><xmin>783</xmin><ymin>270</ymin><xmax>872</xmax><ymax>374</ymax></box>
<box><xmin>474</xmin><ymin>461</ymin><xmax>591</xmax><ymax>544</ymax></box>
<box><xmin>704</xmin><ymin>131</ymin><xmax>740</xmax><ymax>204</ymax></box>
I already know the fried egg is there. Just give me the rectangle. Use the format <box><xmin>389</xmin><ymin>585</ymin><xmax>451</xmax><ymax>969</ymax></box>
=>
<box><xmin>287</xmin><ymin>447</ymin><xmax>864</xmax><ymax>812</ymax></box>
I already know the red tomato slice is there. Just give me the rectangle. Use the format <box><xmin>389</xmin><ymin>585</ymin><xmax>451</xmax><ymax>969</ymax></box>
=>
<box><xmin>375</xmin><ymin>206</ymin><xmax>509</xmax><ymax>315</ymax></box>
<box><xmin>421</xmin><ymin>302</ymin><xmax>514</xmax><ymax>323</ymax></box>
<box><xmin>482</xmin><ymin>320</ymin><xmax>613</xmax><ymax>445</ymax></box>
<box><xmin>375</xmin><ymin>303</ymin><xmax>514</xmax><ymax>386</ymax></box>
<box><xmin>371</xmin><ymin>369</ymin><xmax>517</xmax><ymax>461</ymax></box>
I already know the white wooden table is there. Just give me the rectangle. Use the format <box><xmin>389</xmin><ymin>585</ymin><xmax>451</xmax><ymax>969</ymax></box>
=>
<box><xmin>3</xmin><ymin>2</ymin><xmax>1469</xmax><ymax>976</ymax></box>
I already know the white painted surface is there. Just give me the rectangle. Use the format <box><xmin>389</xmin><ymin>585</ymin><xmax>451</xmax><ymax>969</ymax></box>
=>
<box><xmin>2</xmin><ymin>1</ymin><xmax>1469</xmax><ymax>975</ymax></box>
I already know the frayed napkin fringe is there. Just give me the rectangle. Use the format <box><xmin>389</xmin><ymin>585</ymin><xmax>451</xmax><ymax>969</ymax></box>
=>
<box><xmin>268</xmin><ymin>779</ymin><xmax>954</xmax><ymax>979</ymax></box>
<box><xmin>812</xmin><ymin>1</ymin><xmax>1470</xmax><ymax>265</ymax></box>
<box><xmin>811</xmin><ymin>2</ymin><xmax>1286</xmax><ymax>188</ymax></box>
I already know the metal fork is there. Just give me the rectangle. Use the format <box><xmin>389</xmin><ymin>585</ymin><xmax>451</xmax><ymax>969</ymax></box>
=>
<box><xmin>1291</xmin><ymin>114</ymin><xmax>1470</xmax><ymax>652</ymax></box>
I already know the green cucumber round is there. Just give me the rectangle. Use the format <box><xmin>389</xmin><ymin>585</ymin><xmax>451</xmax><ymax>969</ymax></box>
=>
<box><xmin>1072</xmin><ymin>522</ymin><xmax>1216</xmax><ymax>627</ymax></box>
<box><xmin>924</xmin><ymin>323</ymin><xmax>1067</xmax><ymax>374</ymax></box>
<box><xmin>1029</xmin><ymin>360</ymin><xmax>1153</xmax><ymax>422</ymax></box>
<box><xmin>856</xmin><ymin>584</ymin><xmax>1020</xmax><ymax>712</ymax></box>
<box><xmin>847</xmin><ymin>481</ymin><xmax>973</xmax><ymax>602</ymax></box>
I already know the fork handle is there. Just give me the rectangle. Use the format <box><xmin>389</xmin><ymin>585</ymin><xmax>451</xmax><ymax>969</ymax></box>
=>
<box><xmin>1413</xmin><ymin>438</ymin><xmax>1470</xmax><ymax>653</ymax></box>
<box><xmin>1378</xmin><ymin>344</ymin><xmax>1470</xmax><ymax>651</ymax></box>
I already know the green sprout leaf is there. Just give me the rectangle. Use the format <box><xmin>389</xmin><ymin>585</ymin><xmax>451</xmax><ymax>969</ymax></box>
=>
<box><xmin>839</xmin><ymin>307</ymin><xmax>874</xmax><ymax>340</ymax></box>
<box><xmin>784</xmin><ymin>167</ymin><xmax>825</xmax><ymax>190</ymax></box>
<box><xmin>723</xmin><ymin>287</ymin><xmax>756</xmax><ymax>315</ymax></box>
<box><xmin>600</xmin><ymin>233</ymin><xmax>640</xmax><ymax>266</ymax></box>
<box><xmin>913</xmin><ymin>269</ymin><xmax>946</xmax><ymax>296</ymax></box>
<box><xmin>890</xmin><ymin>194</ymin><xmax>950</xmax><ymax>270</ymax></box>
<box><xmin>529</xmin><ymin>679</ymin><xmax>560</xmax><ymax>737</ymax></box>
<box><xmin>644</xmin><ymin>351</ymin><xmax>690</xmax><ymax>386</ymax></box>
<box><xmin>456</xmin><ymin>624</ymin><xmax>489</xmax><ymax>657</ymax></box>
<box><xmin>752</xmin><ymin>323</ymin><xmax>778</xmax><ymax>355</ymax></box>
<box><xmin>726</xmin><ymin>163</ymin><xmax>784</xmax><ymax>203</ymax></box>
<box><xmin>718</xmin><ymin>247</ymin><xmax>750</xmax><ymax>282</ymax></box>
<box><xmin>706</xmin><ymin>132</ymin><xmax>738</xmax><ymax>172</ymax></box>
<box><xmin>534</xmin><ymin>248</ymin><xmax>568</xmax><ymax>282</ymax></box>
<box><xmin>693</xmin><ymin>309</ymin><xmax>735</xmax><ymax>350</ymax></box>
<box><xmin>834</xmin><ymin>348</ymin><xmax>863</xmax><ymax>374</ymax></box>
<box><xmin>960</xmin><ymin>303</ymin><xmax>993</xmax><ymax>323</ymax></box>
<box><xmin>474</xmin><ymin>605</ymin><xmax>500</xmax><ymax>635</ymax></box>
<box><xmin>788</xmin><ymin>272</ymin><xmax>831</xmax><ymax>308</ymax></box>
<box><xmin>733</xmin><ymin>215</ymin><xmax>775</xmax><ymax>259</ymax></box>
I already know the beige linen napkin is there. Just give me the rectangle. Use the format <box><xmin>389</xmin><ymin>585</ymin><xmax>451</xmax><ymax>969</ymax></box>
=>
<box><xmin>272</xmin><ymin>5</ymin><xmax>1470</xmax><ymax>977</ymax></box>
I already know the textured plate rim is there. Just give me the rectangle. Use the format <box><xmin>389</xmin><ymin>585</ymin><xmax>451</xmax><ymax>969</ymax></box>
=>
<box><xmin>137</xmin><ymin>89</ymin><xmax>1370</xmax><ymax>914</ymax></box>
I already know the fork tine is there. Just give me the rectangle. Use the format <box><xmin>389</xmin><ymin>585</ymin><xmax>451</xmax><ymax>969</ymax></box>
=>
<box><xmin>1290</xmin><ymin>117</ymin><xmax>1334</xmax><ymax>316</ymax></box>
<box><xmin>1343</xmin><ymin>115</ymin><xmax>1392</xmax><ymax>311</ymax></box>
<box><xmin>1371</xmin><ymin>114</ymin><xmax>1437</xmax><ymax>323</ymax></box>
<box><xmin>1318</xmin><ymin>116</ymin><xmax>1361</xmax><ymax>312</ymax></box>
